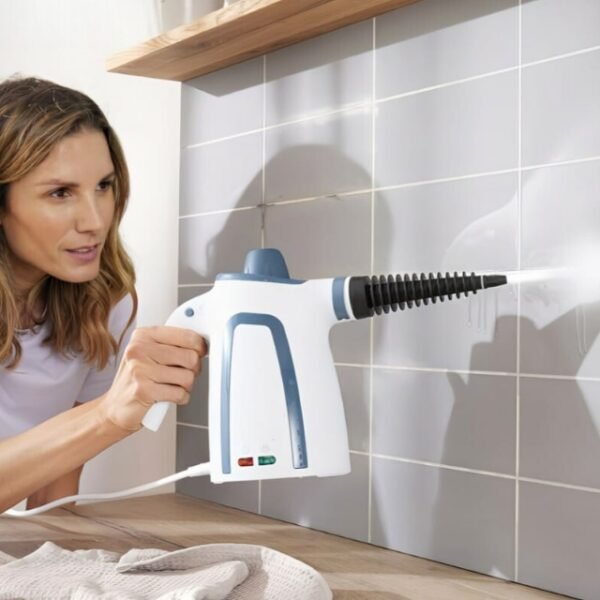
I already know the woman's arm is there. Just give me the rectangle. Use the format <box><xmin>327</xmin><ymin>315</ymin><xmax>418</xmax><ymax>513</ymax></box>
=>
<box><xmin>25</xmin><ymin>401</ymin><xmax>86</xmax><ymax>509</ymax></box>
<box><xmin>26</xmin><ymin>466</ymin><xmax>84</xmax><ymax>510</ymax></box>
<box><xmin>0</xmin><ymin>326</ymin><xmax>206</xmax><ymax>514</ymax></box>
<box><xmin>0</xmin><ymin>398</ymin><xmax>128</xmax><ymax>513</ymax></box>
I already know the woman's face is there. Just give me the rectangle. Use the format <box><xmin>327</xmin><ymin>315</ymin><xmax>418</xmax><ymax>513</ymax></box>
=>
<box><xmin>2</xmin><ymin>128</ymin><xmax>116</xmax><ymax>294</ymax></box>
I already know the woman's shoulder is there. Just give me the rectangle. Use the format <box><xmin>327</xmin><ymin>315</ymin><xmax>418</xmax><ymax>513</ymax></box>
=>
<box><xmin>108</xmin><ymin>293</ymin><xmax>136</xmax><ymax>336</ymax></box>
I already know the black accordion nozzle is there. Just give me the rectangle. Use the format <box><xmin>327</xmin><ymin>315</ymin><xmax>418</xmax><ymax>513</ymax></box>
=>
<box><xmin>348</xmin><ymin>271</ymin><xmax>507</xmax><ymax>319</ymax></box>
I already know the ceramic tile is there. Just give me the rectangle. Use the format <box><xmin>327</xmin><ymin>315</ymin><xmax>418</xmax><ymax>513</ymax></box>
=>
<box><xmin>376</xmin><ymin>0</ymin><xmax>518</xmax><ymax>98</ymax></box>
<box><xmin>263</xmin><ymin>193</ymin><xmax>371</xmax><ymax>279</ymax></box>
<box><xmin>260</xmin><ymin>453</ymin><xmax>369</xmax><ymax>542</ymax></box>
<box><xmin>522</xmin><ymin>0</ymin><xmax>600</xmax><ymax>63</ymax></box>
<box><xmin>179</xmin><ymin>133</ymin><xmax>262</xmax><ymax>215</ymax></box>
<box><xmin>522</xmin><ymin>50</ymin><xmax>600</xmax><ymax>166</ymax></box>
<box><xmin>266</xmin><ymin>20</ymin><xmax>372</xmax><ymax>125</ymax></box>
<box><xmin>520</xmin><ymin>377</ymin><xmax>600</xmax><ymax>488</ymax></box>
<box><xmin>372</xmin><ymin>286</ymin><xmax>518</xmax><ymax>373</ymax></box>
<box><xmin>265</xmin><ymin>108</ymin><xmax>372</xmax><ymax>203</ymax></box>
<box><xmin>371</xmin><ymin>458</ymin><xmax>514</xmax><ymax>578</ymax></box>
<box><xmin>373</xmin><ymin>368</ymin><xmax>516</xmax><ymax>474</ymax></box>
<box><xmin>178</xmin><ymin>209</ymin><xmax>262</xmax><ymax>284</ymax></box>
<box><xmin>181</xmin><ymin>57</ymin><xmax>263</xmax><ymax>146</ymax></box>
<box><xmin>375</xmin><ymin>70</ymin><xmax>518</xmax><ymax>186</ymax></box>
<box><xmin>520</xmin><ymin>161</ymin><xmax>600</xmax><ymax>378</ymax></box>
<box><xmin>519</xmin><ymin>481</ymin><xmax>600</xmax><ymax>600</ymax></box>
<box><xmin>374</xmin><ymin>173</ymin><xmax>519</xmax><ymax>274</ymax></box>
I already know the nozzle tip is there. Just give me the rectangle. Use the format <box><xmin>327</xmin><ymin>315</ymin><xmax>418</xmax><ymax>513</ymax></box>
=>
<box><xmin>482</xmin><ymin>274</ymin><xmax>507</xmax><ymax>289</ymax></box>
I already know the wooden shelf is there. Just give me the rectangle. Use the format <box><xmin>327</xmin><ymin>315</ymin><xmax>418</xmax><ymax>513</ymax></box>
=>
<box><xmin>106</xmin><ymin>0</ymin><xmax>420</xmax><ymax>82</ymax></box>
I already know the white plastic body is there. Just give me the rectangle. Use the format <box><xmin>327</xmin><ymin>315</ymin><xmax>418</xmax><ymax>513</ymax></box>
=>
<box><xmin>143</xmin><ymin>277</ymin><xmax>355</xmax><ymax>483</ymax></box>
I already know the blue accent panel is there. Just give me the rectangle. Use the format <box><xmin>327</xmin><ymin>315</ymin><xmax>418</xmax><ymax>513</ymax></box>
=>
<box><xmin>216</xmin><ymin>248</ymin><xmax>305</xmax><ymax>284</ymax></box>
<box><xmin>332</xmin><ymin>277</ymin><xmax>349</xmax><ymax>320</ymax></box>
<box><xmin>221</xmin><ymin>312</ymin><xmax>308</xmax><ymax>474</ymax></box>
<box><xmin>244</xmin><ymin>248</ymin><xmax>290</xmax><ymax>278</ymax></box>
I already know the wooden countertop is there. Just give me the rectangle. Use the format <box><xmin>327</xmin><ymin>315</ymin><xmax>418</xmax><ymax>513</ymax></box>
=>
<box><xmin>0</xmin><ymin>493</ymin><xmax>567</xmax><ymax>599</ymax></box>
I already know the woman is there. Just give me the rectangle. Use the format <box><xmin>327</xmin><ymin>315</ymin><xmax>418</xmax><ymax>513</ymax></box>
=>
<box><xmin>0</xmin><ymin>76</ymin><xmax>206</xmax><ymax>513</ymax></box>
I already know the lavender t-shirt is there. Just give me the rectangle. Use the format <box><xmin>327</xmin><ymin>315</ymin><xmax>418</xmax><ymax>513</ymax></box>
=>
<box><xmin>0</xmin><ymin>294</ymin><xmax>135</xmax><ymax>440</ymax></box>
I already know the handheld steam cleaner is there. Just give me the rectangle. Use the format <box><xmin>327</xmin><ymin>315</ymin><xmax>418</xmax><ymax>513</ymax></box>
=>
<box><xmin>6</xmin><ymin>248</ymin><xmax>507</xmax><ymax>516</ymax></box>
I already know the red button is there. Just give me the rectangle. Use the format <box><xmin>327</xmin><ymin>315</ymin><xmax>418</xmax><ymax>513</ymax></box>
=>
<box><xmin>238</xmin><ymin>457</ymin><xmax>254</xmax><ymax>467</ymax></box>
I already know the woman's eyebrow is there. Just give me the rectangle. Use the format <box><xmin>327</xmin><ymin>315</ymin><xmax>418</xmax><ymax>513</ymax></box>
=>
<box><xmin>36</xmin><ymin>171</ymin><xmax>116</xmax><ymax>187</ymax></box>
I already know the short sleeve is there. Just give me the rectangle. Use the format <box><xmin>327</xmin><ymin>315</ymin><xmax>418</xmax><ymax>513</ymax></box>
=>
<box><xmin>76</xmin><ymin>294</ymin><xmax>136</xmax><ymax>404</ymax></box>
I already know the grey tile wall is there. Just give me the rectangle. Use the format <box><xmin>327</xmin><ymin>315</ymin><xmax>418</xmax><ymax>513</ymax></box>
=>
<box><xmin>181</xmin><ymin>57</ymin><xmax>263</xmax><ymax>146</ymax></box>
<box><xmin>521</xmin><ymin>0</ymin><xmax>600</xmax><ymax>63</ymax></box>
<box><xmin>375</xmin><ymin>0</ymin><xmax>518</xmax><ymax>97</ymax></box>
<box><xmin>520</xmin><ymin>377</ymin><xmax>600</xmax><ymax>489</ymax></box>
<box><xmin>261</xmin><ymin>453</ymin><xmax>370</xmax><ymax>542</ymax></box>
<box><xmin>264</xmin><ymin>108</ymin><xmax>372</xmax><ymax>203</ymax></box>
<box><xmin>519</xmin><ymin>481</ymin><xmax>600</xmax><ymax>600</ymax></box>
<box><xmin>522</xmin><ymin>50</ymin><xmax>600</xmax><ymax>166</ymax></box>
<box><xmin>375</xmin><ymin>71</ymin><xmax>518</xmax><ymax>186</ymax></box>
<box><xmin>179</xmin><ymin>132</ymin><xmax>263</xmax><ymax>215</ymax></box>
<box><xmin>372</xmin><ymin>369</ymin><xmax>516</xmax><ymax>474</ymax></box>
<box><xmin>176</xmin><ymin>1</ymin><xmax>600</xmax><ymax>598</ymax></box>
<box><xmin>266</xmin><ymin>20</ymin><xmax>372</xmax><ymax>126</ymax></box>
<box><xmin>371</xmin><ymin>459</ymin><xmax>515</xmax><ymax>579</ymax></box>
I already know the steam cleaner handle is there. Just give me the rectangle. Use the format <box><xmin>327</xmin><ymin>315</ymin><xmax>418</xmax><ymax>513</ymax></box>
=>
<box><xmin>142</xmin><ymin>298</ymin><xmax>210</xmax><ymax>431</ymax></box>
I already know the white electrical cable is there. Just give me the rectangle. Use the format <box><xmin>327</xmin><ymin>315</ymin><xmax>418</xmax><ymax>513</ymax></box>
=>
<box><xmin>4</xmin><ymin>461</ymin><xmax>211</xmax><ymax>518</ymax></box>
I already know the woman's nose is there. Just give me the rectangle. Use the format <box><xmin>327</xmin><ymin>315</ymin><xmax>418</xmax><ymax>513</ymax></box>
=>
<box><xmin>75</xmin><ymin>194</ymin><xmax>104</xmax><ymax>233</ymax></box>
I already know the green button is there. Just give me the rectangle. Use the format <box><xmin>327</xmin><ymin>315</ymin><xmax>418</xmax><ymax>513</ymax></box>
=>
<box><xmin>258</xmin><ymin>455</ymin><xmax>276</xmax><ymax>466</ymax></box>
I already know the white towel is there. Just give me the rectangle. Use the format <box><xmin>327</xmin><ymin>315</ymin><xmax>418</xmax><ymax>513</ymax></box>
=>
<box><xmin>0</xmin><ymin>541</ymin><xmax>332</xmax><ymax>600</ymax></box>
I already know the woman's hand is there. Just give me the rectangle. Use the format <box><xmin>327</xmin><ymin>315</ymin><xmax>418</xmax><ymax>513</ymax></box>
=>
<box><xmin>98</xmin><ymin>326</ymin><xmax>208</xmax><ymax>433</ymax></box>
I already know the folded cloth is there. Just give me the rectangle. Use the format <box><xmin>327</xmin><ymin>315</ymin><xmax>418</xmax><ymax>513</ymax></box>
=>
<box><xmin>0</xmin><ymin>541</ymin><xmax>332</xmax><ymax>600</ymax></box>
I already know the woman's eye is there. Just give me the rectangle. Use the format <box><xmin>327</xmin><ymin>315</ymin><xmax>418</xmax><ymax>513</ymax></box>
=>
<box><xmin>98</xmin><ymin>180</ymin><xmax>114</xmax><ymax>192</ymax></box>
<box><xmin>50</xmin><ymin>187</ymin><xmax>69</xmax><ymax>199</ymax></box>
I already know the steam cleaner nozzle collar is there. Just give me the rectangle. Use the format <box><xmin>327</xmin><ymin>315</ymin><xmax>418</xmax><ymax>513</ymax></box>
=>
<box><xmin>349</xmin><ymin>271</ymin><xmax>508</xmax><ymax>318</ymax></box>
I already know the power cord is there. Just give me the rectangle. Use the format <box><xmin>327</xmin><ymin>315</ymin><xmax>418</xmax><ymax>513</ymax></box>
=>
<box><xmin>4</xmin><ymin>462</ymin><xmax>211</xmax><ymax>517</ymax></box>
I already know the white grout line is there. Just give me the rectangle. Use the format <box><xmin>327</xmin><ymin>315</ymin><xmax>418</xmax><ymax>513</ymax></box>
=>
<box><xmin>181</xmin><ymin>45</ymin><xmax>600</xmax><ymax>153</ymax></box>
<box><xmin>258</xmin><ymin>53</ymin><xmax>267</xmax><ymax>516</ymax></box>
<box><xmin>174</xmin><ymin>422</ymin><xmax>600</xmax><ymax>498</ymax></box>
<box><xmin>348</xmin><ymin>450</ymin><xmax>600</xmax><ymax>495</ymax></box>
<box><xmin>376</xmin><ymin>64</ymin><xmax>519</xmax><ymax>105</ymax></box>
<box><xmin>353</xmin><ymin>451</ymin><xmax>515</xmax><ymax>479</ymax></box>
<box><xmin>177</xmin><ymin>422</ymin><xmax>208</xmax><ymax>429</ymax></box>
<box><xmin>521</xmin><ymin>153</ymin><xmax>600</xmax><ymax>172</ymax></box>
<box><xmin>175</xmin><ymin>423</ymin><xmax>600</xmax><ymax>495</ymax></box>
<box><xmin>515</xmin><ymin>0</ymin><xmax>523</xmax><ymax>580</ymax></box>
<box><xmin>367</xmin><ymin>15</ymin><xmax>377</xmax><ymax>546</ymax></box>
<box><xmin>175</xmin><ymin>417</ymin><xmax>600</xmax><ymax>499</ymax></box>
<box><xmin>335</xmin><ymin>362</ymin><xmax>600</xmax><ymax>384</ymax></box>
<box><xmin>179</xmin><ymin>205</ymin><xmax>258</xmax><ymax>219</ymax></box>
<box><xmin>177</xmin><ymin>154</ymin><xmax>600</xmax><ymax>220</ymax></box>
<box><xmin>336</xmin><ymin>363</ymin><xmax>517</xmax><ymax>377</ymax></box>
<box><xmin>518</xmin><ymin>372</ymin><xmax>600</xmax><ymax>382</ymax></box>
<box><xmin>518</xmin><ymin>476</ymin><xmax>600</xmax><ymax>495</ymax></box>
<box><xmin>522</xmin><ymin>42</ymin><xmax>600</xmax><ymax>69</ymax></box>
<box><xmin>184</xmin><ymin>103</ymin><xmax>369</xmax><ymax>150</ymax></box>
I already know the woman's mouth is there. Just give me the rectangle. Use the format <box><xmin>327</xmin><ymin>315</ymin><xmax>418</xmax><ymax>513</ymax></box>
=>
<box><xmin>65</xmin><ymin>244</ymin><xmax>100</xmax><ymax>263</ymax></box>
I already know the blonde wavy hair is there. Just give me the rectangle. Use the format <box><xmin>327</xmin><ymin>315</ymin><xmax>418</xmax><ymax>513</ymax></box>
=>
<box><xmin>0</xmin><ymin>75</ymin><xmax>137</xmax><ymax>369</ymax></box>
